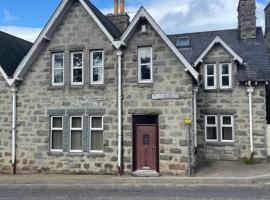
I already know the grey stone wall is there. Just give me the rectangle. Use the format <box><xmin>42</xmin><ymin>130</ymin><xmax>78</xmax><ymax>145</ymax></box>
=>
<box><xmin>0</xmin><ymin>76</ymin><xmax>12</xmax><ymax>173</ymax></box>
<box><xmin>121</xmin><ymin>21</ymin><xmax>194</xmax><ymax>175</ymax></box>
<box><xmin>14</xmin><ymin>1</ymin><xmax>119</xmax><ymax>174</ymax></box>
<box><xmin>238</xmin><ymin>0</ymin><xmax>257</xmax><ymax>39</ymax></box>
<box><xmin>197</xmin><ymin>44</ymin><xmax>267</xmax><ymax>162</ymax></box>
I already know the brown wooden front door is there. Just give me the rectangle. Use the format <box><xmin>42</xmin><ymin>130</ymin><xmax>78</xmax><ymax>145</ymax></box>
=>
<box><xmin>135</xmin><ymin>125</ymin><xmax>157</xmax><ymax>171</ymax></box>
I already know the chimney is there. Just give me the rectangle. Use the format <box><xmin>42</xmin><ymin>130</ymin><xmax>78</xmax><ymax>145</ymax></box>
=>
<box><xmin>107</xmin><ymin>0</ymin><xmax>130</xmax><ymax>34</ymax></box>
<box><xmin>238</xmin><ymin>0</ymin><xmax>257</xmax><ymax>39</ymax></box>
<box><xmin>265</xmin><ymin>1</ymin><xmax>270</xmax><ymax>47</ymax></box>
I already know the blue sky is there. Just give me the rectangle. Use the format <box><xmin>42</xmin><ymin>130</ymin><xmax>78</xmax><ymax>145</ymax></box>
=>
<box><xmin>0</xmin><ymin>0</ymin><xmax>268</xmax><ymax>42</ymax></box>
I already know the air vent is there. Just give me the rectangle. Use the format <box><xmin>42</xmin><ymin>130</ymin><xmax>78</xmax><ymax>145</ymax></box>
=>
<box><xmin>176</xmin><ymin>37</ymin><xmax>190</xmax><ymax>48</ymax></box>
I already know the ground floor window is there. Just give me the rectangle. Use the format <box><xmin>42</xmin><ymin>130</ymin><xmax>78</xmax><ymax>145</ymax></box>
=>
<box><xmin>90</xmin><ymin>116</ymin><xmax>103</xmax><ymax>152</ymax></box>
<box><xmin>70</xmin><ymin>116</ymin><xmax>83</xmax><ymax>152</ymax></box>
<box><xmin>205</xmin><ymin>115</ymin><xmax>234</xmax><ymax>143</ymax></box>
<box><xmin>51</xmin><ymin>116</ymin><xmax>63</xmax><ymax>151</ymax></box>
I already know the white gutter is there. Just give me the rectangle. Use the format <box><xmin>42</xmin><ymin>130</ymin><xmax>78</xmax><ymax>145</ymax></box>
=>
<box><xmin>11</xmin><ymin>87</ymin><xmax>17</xmax><ymax>174</ymax></box>
<box><xmin>247</xmin><ymin>86</ymin><xmax>254</xmax><ymax>154</ymax></box>
<box><xmin>193</xmin><ymin>87</ymin><xmax>199</xmax><ymax>148</ymax></box>
<box><xmin>116</xmin><ymin>50</ymin><xmax>123</xmax><ymax>174</ymax></box>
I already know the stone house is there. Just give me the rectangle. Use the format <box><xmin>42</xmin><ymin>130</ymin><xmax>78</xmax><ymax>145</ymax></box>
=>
<box><xmin>0</xmin><ymin>0</ymin><xmax>270</xmax><ymax>176</ymax></box>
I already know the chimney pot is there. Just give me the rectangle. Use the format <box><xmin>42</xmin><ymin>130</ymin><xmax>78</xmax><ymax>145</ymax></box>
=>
<box><xmin>120</xmin><ymin>0</ymin><xmax>125</xmax><ymax>13</ymax></box>
<box><xmin>114</xmin><ymin>0</ymin><xmax>119</xmax><ymax>14</ymax></box>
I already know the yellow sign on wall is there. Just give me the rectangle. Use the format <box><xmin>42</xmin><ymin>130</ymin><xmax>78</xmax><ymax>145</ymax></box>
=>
<box><xmin>184</xmin><ymin>119</ymin><xmax>192</xmax><ymax>124</ymax></box>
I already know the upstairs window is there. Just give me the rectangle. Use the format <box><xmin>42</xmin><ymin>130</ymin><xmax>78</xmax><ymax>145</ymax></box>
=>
<box><xmin>70</xmin><ymin>117</ymin><xmax>83</xmax><ymax>152</ymax></box>
<box><xmin>220</xmin><ymin>63</ymin><xmax>232</xmax><ymax>89</ymax></box>
<box><xmin>71</xmin><ymin>52</ymin><xmax>83</xmax><ymax>85</ymax></box>
<box><xmin>205</xmin><ymin>64</ymin><xmax>217</xmax><ymax>89</ymax></box>
<box><xmin>205</xmin><ymin>115</ymin><xmax>218</xmax><ymax>142</ymax></box>
<box><xmin>176</xmin><ymin>37</ymin><xmax>190</xmax><ymax>48</ymax></box>
<box><xmin>52</xmin><ymin>53</ymin><xmax>64</xmax><ymax>86</ymax></box>
<box><xmin>51</xmin><ymin>116</ymin><xmax>63</xmax><ymax>151</ymax></box>
<box><xmin>138</xmin><ymin>47</ymin><xmax>153</xmax><ymax>83</ymax></box>
<box><xmin>90</xmin><ymin>116</ymin><xmax>104</xmax><ymax>152</ymax></box>
<box><xmin>91</xmin><ymin>51</ymin><xmax>104</xmax><ymax>85</ymax></box>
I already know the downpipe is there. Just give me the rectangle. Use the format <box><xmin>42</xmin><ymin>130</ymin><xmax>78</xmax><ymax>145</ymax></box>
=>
<box><xmin>11</xmin><ymin>87</ymin><xmax>17</xmax><ymax>174</ymax></box>
<box><xmin>247</xmin><ymin>86</ymin><xmax>254</xmax><ymax>160</ymax></box>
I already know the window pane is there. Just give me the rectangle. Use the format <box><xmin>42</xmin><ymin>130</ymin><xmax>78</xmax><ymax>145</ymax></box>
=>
<box><xmin>73</xmin><ymin>69</ymin><xmax>82</xmax><ymax>83</ymax></box>
<box><xmin>140</xmin><ymin>48</ymin><xmax>151</xmax><ymax>64</ymax></box>
<box><xmin>54</xmin><ymin>54</ymin><xmax>63</xmax><ymax>68</ymax></box>
<box><xmin>222</xmin><ymin>64</ymin><xmax>229</xmax><ymax>74</ymax></box>
<box><xmin>52</xmin><ymin>117</ymin><xmax>62</xmax><ymax>128</ymax></box>
<box><xmin>54</xmin><ymin>69</ymin><xmax>64</xmax><ymax>84</ymax></box>
<box><xmin>141</xmin><ymin>64</ymin><xmax>151</xmax><ymax>80</ymax></box>
<box><xmin>207</xmin><ymin>77</ymin><xmax>214</xmax><ymax>87</ymax></box>
<box><xmin>93</xmin><ymin>52</ymin><xmax>103</xmax><ymax>66</ymax></box>
<box><xmin>91</xmin><ymin>117</ymin><xmax>102</xmax><ymax>128</ymax></box>
<box><xmin>207</xmin><ymin>116</ymin><xmax>216</xmax><ymax>125</ymax></box>
<box><xmin>91</xmin><ymin>130</ymin><xmax>103</xmax><ymax>151</ymax></box>
<box><xmin>71</xmin><ymin>130</ymin><xmax>82</xmax><ymax>150</ymax></box>
<box><xmin>223</xmin><ymin>116</ymin><xmax>232</xmax><ymax>125</ymax></box>
<box><xmin>72</xmin><ymin>117</ymin><xmax>82</xmax><ymax>128</ymax></box>
<box><xmin>52</xmin><ymin>130</ymin><xmax>62</xmax><ymax>149</ymax></box>
<box><xmin>73</xmin><ymin>53</ymin><xmax>83</xmax><ymax>68</ymax></box>
<box><xmin>207</xmin><ymin>65</ymin><xmax>214</xmax><ymax>75</ymax></box>
<box><xmin>222</xmin><ymin>76</ymin><xmax>229</xmax><ymax>86</ymax></box>
<box><xmin>222</xmin><ymin>127</ymin><xmax>233</xmax><ymax>140</ymax></box>
<box><xmin>207</xmin><ymin>127</ymin><xmax>217</xmax><ymax>140</ymax></box>
<box><xmin>93</xmin><ymin>67</ymin><xmax>103</xmax><ymax>82</ymax></box>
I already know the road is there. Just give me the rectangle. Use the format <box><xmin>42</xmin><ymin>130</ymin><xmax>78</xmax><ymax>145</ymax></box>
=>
<box><xmin>1</xmin><ymin>183</ymin><xmax>270</xmax><ymax>200</ymax></box>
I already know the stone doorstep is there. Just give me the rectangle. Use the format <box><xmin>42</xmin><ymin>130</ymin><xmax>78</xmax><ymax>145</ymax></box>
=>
<box><xmin>132</xmin><ymin>170</ymin><xmax>160</xmax><ymax>177</ymax></box>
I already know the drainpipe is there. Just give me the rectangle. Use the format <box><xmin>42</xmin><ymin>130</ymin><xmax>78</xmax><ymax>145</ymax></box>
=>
<box><xmin>116</xmin><ymin>50</ymin><xmax>123</xmax><ymax>175</ymax></box>
<box><xmin>247</xmin><ymin>85</ymin><xmax>254</xmax><ymax>157</ymax></box>
<box><xmin>11</xmin><ymin>86</ymin><xmax>17</xmax><ymax>174</ymax></box>
<box><xmin>193</xmin><ymin>87</ymin><xmax>199</xmax><ymax>150</ymax></box>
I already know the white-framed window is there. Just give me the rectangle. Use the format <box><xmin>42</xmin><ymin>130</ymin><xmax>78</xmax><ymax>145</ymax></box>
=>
<box><xmin>71</xmin><ymin>51</ymin><xmax>84</xmax><ymax>85</ymax></box>
<box><xmin>91</xmin><ymin>51</ymin><xmax>104</xmax><ymax>85</ymax></box>
<box><xmin>90</xmin><ymin>116</ymin><xmax>103</xmax><ymax>152</ymax></box>
<box><xmin>52</xmin><ymin>53</ymin><xmax>64</xmax><ymax>86</ymax></box>
<box><xmin>50</xmin><ymin>116</ymin><xmax>63</xmax><ymax>152</ymax></box>
<box><xmin>204</xmin><ymin>64</ymin><xmax>217</xmax><ymax>89</ymax></box>
<box><xmin>220</xmin><ymin>63</ymin><xmax>232</xmax><ymax>89</ymax></box>
<box><xmin>205</xmin><ymin>115</ymin><xmax>218</xmax><ymax>142</ymax></box>
<box><xmin>221</xmin><ymin>115</ymin><xmax>234</xmax><ymax>142</ymax></box>
<box><xmin>138</xmin><ymin>47</ymin><xmax>153</xmax><ymax>83</ymax></box>
<box><xmin>70</xmin><ymin>116</ymin><xmax>83</xmax><ymax>152</ymax></box>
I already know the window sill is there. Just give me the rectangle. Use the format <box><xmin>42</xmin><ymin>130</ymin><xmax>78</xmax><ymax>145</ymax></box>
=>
<box><xmin>68</xmin><ymin>85</ymin><xmax>85</xmax><ymax>89</ymax></box>
<box><xmin>47</xmin><ymin>86</ymin><xmax>65</xmax><ymax>90</ymax></box>
<box><xmin>203</xmin><ymin>88</ymin><xmax>233</xmax><ymax>93</ymax></box>
<box><xmin>205</xmin><ymin>142</ymin><xmax>234</xmax><ymax>147</ymax></box>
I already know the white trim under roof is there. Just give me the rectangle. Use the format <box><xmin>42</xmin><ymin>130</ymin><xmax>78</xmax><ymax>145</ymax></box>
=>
<box><xmin>119</xmin><ymin>7</ymin><xmax>199</xmax><ymax>81</ymax></box>
<box><xmin>194</xmin><ymin>35</ymin><xmax>244</xmax><ymax>67</ymax></box>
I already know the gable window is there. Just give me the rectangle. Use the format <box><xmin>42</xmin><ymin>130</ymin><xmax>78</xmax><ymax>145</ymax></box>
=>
<box><xmin>138</xmin><ymin>47</ymin><xmax>153</xmax><ymax>83</ymax></box>
<box><xmin>70</xmin><ymin>116</ymin><xmax>83</xmax><ymax>152</ymax></box>
<box><xmin>220</xmin><ymin>63</ymin><xmax>232</xmax><ymax>89</ymax></box>
<box><xmin>52</xmin><ymin>53</ymin><xmax>64</xmax><ymax>86</ymax></box>
<box><xmin>71</xmin><ymin>52</ymin><xmax>83</xmax><ymax>85</ymax></box>
<box><xmin>90</xmin><ymin>116</ymin><xmax>103</xmax><ymax>152</ymax></box>
<box><xmin>51</xmin><ymin>116</ymin><xmax>63</xmax><ymax>151</ymax></box>
<box><xmin>204</xmin><ymin>64</ymin><xmax>217</xmax><ymax>89</ymax></box>
<box><xmin>205</xmin><ymin>115</ymin><xmax>218</xmax><ymax>142</ymax></box>
<box><xmin>221</xmin><ymin>115</ymin><xmax>234</xmax><ymax>142</ymax></box>
<box><xmin>91</xmin><ymin>51</ymin><xmax>104</xmax><ymax>85</ymax></box>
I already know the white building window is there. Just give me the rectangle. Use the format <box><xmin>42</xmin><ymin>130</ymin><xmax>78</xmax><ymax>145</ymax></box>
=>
<box><xmin>204</xmin><ymin>64</ymin><xmax>217</xmax><ymax>89</ymax></box>
<box><xmin>205</xmin><ymin>115</ymin><xmax>218</xmax><ymax>142</ymax></box>
<box><xmin>51</xmin><ymin>116</ymin><xmax>63</xmax><ymax>151</ymax></box>
<box><xmin>220</xmin><ymin>63</ymin><xmax>232</xmax><ymax>89</ymax></box>
<box><xmin>91</xmin><ymin>51</ymin><xmax>104</xmax><ymax>85</ymax></box>
<box><xmin>70</xmin><ymin>116</ymin><xmax>83</xmax><ymax>152</ymax></box>
<box><xmin>90</xmin><ymin>116</ymin><xmax>103</xmax><ymax>152</ymax></box>
<box><xmin>52</xmin><ymin>53</ymin><xmax>64</xmax><ymax>86</ymax></box>
<box><xmin>221</xmin><ymin>115</ymin><xmax>234</xmax><ymax>142</ymax></box>
<box><xmin>138</xmin><ymin>47</ymin><xmax>153</xmax><ymax>83</ymax></box>
<box><xmin>71</xmin><ymin>52</ymin><xmax>83</xmax><ymax>85</ymax></box>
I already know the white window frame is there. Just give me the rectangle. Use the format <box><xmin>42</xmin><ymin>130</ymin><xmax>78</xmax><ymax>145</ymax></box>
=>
<box><xmin>205</xmin><ymin>115</ymin><xmax>218</xmax><ymax>142</ymax></box>
<box><xmin>220</xmin><ymin>115</ymin><xmax>234</xmax><ymax>142</ymax></box>
<box><xmin>204</xmin><ymin>64</ymin><xmax>217</xmax><ymax>90</ymax></box>
<box><xmin>50</xmin><ymin>116</ymin><xmax>63</xmax><ymax>152</ymax></box>
<box><xmin>52</xmin><ymin>53</ymin><xmax>64</xmax><ymax>86</ymax></box>
<box><xmin>90</xmin><ymin>50</ymin><xmax>104</xmax><ymax>85</ymax></box>
<box><xmin>70</xmin><ymin>116</ymin><xmax>83</xmax><ymax>153</ymax></box>
<box><xmin>138</xmin><ymin>47</ymin><xmax>153</xmax><ymax>83</ymax></box>
<box><xmin>71</xmin><ymin>51</ymin><xmax>84</xmax><ymax>86</ymax></box>
<box><xmin>90</xmin><ymin>116</ymin><xmax>104</xmax><ymax>153</ymax></box>
<box><xmin>219</xmin><ymin>63</ymin><xmax>232</xmax><ymax>89</ymax></box>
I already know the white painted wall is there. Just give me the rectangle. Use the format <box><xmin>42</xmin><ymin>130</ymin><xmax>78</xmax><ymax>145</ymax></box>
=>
<box><xmin>267</xmin><ymin>125</ymin><xmax>270</xmax><ymax>155</ymax></box>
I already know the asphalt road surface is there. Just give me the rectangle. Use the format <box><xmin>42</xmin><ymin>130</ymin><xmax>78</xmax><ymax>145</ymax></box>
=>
<box><xmin>1</xmin><ymin>183</ymin><xmax>270</xmax><ymax>200</ymax></box>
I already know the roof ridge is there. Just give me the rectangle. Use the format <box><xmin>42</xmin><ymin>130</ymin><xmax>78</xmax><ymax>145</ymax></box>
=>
<box><xmin>0</xmin><ymin>30</ymin><xmax>33</xmax><ymax>45</ymax></box>
<box><xmin>167</xmin><ymin>28</ymin><xmax>238</xmax><ymax>37</ymax></box>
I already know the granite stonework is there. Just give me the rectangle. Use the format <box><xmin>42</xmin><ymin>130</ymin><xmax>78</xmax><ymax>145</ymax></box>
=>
<box><xmin>196</xmin><ymin>44</ymin><xmax>267</xmax><ymax>162</ymax></box>
<box><xmin>0</xmin><ymin>76</ymin><xmax>12</xmax><ymax>173</ymax></box>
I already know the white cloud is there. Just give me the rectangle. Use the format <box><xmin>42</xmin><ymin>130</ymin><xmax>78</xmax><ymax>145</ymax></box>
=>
<box><xmin>4</xmin><ymin>9</ymin><xmax>20</xmax><ymax>22</ymax></box>
<box><xmin>0</xmin><ymin>26</ymin><xmax>41</xmax><ymax>42</ymax></box>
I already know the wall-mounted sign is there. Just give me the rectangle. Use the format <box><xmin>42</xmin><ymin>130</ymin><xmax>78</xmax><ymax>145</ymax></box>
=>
<box><xmin>152</xmin><ymin>93</ymin><xmax>180</xmax><ymax>100</ymax></box>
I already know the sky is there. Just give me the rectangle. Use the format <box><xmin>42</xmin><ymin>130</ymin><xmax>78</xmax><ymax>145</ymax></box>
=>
<box><xmin>0</xmin><ymin>0</ymin><xmax>268</xmax><ymax>42</ymax></box>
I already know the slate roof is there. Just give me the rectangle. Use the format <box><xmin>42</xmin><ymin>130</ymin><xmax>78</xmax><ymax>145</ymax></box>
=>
<box><xmin>168</xmin><ymin>27</ymin><xmax>270</xmax><ymax>81</ymax></box>
<box><xmin>0</xmin><ymin>31</ymin><xmax>32</xmax><ymax>77</ymax></box>
<box><xmin>82</xmin><ymin>0</ymin><xmax>122</xmax><ymax>39</ymax></box>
